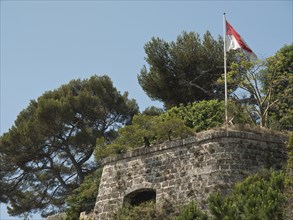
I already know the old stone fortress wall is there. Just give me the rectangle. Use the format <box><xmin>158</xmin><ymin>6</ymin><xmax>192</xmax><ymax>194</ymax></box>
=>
<box><xmin>93</xmin><ymin>129</ymin><xmax>287</xmax><ymax>219</ymax></box>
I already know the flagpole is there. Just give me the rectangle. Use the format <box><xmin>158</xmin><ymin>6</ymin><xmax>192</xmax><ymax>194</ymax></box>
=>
<box><xmin>223</xmin><ymin>13</ymin><xmax>228</xmax><ymax>125</ymax></box>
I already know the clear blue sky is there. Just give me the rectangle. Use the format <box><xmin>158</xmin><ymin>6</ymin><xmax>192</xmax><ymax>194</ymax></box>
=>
<box><xmin>1</xmin><ymin>1</ymin><xmax>292</xmax><ymax>219</ymax></box>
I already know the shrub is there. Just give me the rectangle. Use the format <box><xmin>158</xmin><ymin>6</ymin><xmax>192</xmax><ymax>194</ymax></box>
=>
<box><xmin>174</xmin><ymin>201</ymin><xmax>208</xmax><ymax>220</ymax></box>
<box><xmin>209</xmin><ymin>169</ymin><xmax>286</xmax><ymax>220</ymax></box>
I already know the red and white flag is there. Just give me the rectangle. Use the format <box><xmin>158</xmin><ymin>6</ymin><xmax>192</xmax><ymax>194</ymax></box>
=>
<box><xmin>226</xmin><ymin>20</ymin><xmax>257</xmax><ymax>60</ymax></box>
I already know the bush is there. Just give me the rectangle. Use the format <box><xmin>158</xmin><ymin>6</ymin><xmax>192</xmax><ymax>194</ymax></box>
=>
<box><xmin>208</xmin><ymin>169</ymin><xmax>286</xmax><ymax>220</ymax></box>
<box><xmin>162</xmin><ymin>100</ymin><xmax>224</xmax><ymax>132</ymax></box>
<box><xmin>174</xmin><ymin>201</ymin><xmax>208</xmax><ymax>220</ymax></box>
<box><xmin>113</xmin><ymin>201</ymin><xmax>166</xmax><ymax>220</ymax></box>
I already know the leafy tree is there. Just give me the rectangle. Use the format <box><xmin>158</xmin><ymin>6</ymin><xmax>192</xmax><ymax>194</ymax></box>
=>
<box><xmin>208</xmin><ymin>169</ymin><xmax>286</xmax><ymax>220</ymax></box>
<box><xmin>0</xmin><ymin>75</ymin><xmax>138</xmax><ymax>217</ymax></box>
<box><xmin>223</xmin><ymin>57</ymin><xmax>275</xmax><ymax>127</ymax></box>
<box><xmin>220</xmin><ymin>44</ymin><xmax>292</xmax><ymax>129</ymax></box>
<box><xmin>138</xmin><ymin>31</ymin><xmax>235</xmax><ymax>108</ymax></box>
<box><xmin>217</xmin><ymin>54</ymin><xmax>273</xmax><ymax>127</ymax></box>
<box><xmin>262</xmin><ymin>43</ymin><xmax>293</xmax><ymax>130</ymax></box>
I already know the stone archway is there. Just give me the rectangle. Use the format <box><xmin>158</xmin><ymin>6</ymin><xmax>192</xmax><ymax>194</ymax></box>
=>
<box><xmin>123</xmin><ymin>188</ymin><xmax>156</xmax><ymax>206</ymax></box>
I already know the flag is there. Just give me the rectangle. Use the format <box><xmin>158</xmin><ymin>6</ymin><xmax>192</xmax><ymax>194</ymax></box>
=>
<box><xmin>226</xmin><ymin>20</ymin><xmax>257</xmax><ymax>60</ymax></box>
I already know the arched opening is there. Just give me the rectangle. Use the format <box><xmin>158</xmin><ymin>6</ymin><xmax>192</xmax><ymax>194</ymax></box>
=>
<box><xmin>123</xmin><ymin>188</ymin><xmax>156</xmax><ymax>206</ymax></box>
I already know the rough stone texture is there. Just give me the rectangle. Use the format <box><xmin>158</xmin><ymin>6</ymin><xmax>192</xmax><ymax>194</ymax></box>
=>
<box><xmin>93</xmin><ymin>129</ymin><xmax>287</xmax><ymax>220</ymax></box>
<box><xmin>80</xmin><ymin>211</ymin><xmax>94</xmax><ymax>220</ymax></box>
<box><xmin>46</xmin><ymin>213</ymin><xmax>66</xmax><ymax>220</ymax></box>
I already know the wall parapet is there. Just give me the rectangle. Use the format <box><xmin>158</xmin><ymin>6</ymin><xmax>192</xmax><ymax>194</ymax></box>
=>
<box><xmin>101</xmin><ymin>129</ymin><xmax>287</xmax><ymax>165</ymax></box>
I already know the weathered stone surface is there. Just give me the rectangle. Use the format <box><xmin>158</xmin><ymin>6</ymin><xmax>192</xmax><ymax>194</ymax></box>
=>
<box><xmin>46</xmin><ymin>213</ymin><xmax>66</xmax><ymax>220</ymax></box>
<box><xmin>93</xmin><ymin>129</ymin><xmax>287</xmax><ymax>220</ymax></box>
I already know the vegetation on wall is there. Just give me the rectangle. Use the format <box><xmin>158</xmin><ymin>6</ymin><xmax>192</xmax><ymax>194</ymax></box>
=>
<box><xmin>94</xmin><ymin>99</ymin><xmax>235</xmax><ymax>161</ymax></box>
<box><xmin>162</xmin><ymin>100</ymin><xmax>224</xmax><ymax>131</ymax></box>
<box><xmin>113</xmin><ymin>201</ymin><xmax>159</xmax><ymax>220</ymax></box>
<box><xmin>94</xmin><ymin>114</ymin><xmax>194</xmax><ymax>160</ymax></box>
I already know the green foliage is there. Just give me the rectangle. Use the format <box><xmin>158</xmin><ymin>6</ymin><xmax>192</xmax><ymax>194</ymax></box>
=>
<box><xmin>162</xmin><ymin>100</ymin><xmax>224</xmax><ymax>132</ymax></box>
<box><xmin>219</xmin><ymin>53</ymin><xmax>273</xmax><ymax>127</ymax></box>
<box><xmin>66</xmin><ymin>170</ymin><xmax>102</xmax><ymax>220</ymax></box>
<box><xmin>113</xmin><ymin>200</ymin><xmax>180</xmax><ymax>220</ymax></box>
<box><xmin>0</xmin><ymin>75</ymin><xmax>138</xmax><ymax>216</ymax></box>
<box><xmin>95</xmin><ymin>114</ymin><xmax>157</xmax><ymax>158</ymax></box>
<box><xmin>138</xmin><ymin>31</ymin><xmax>235</xmax><ymax>108</ymax></box>
<box><xmin>208</xmin><ymin>169</ymin><xmax>286</xmax><ymax>220</ymax></box>
<box><xmin>95</xmin><ymin>100</ymin><xmax>232</xmax><ymax>160</ymax></box>
<box><xmin>221</xmin><ymin>43</ymin><xmax>293</xmax><ymax>129</ymax></box>
<box><xmin>262</xmin><ymin>43</ymin><xmax>293</xmax><ymax>130</ymax></box>
<box><xmin>142</xmin><ymin>106</ymin><xmax>165</xmax><ymax>116</ymax></box>
<box><xmin>95</xmin><ymin>114</ymin><xmax>194</xmax><ymax>160</ymax></box>
<box><xmin>287</xmin><ymin>133</ymin><xmax>293</xmax><ymax>173</ymax></box>
<box><xmin>113</xmin><ymin>201</ymin><xmax>157</xmax><ymax>220</ymax></box>
<box><xmin>226</xmin><ymin>100</ymin><xmax>252</xmax><ymax>125</ymax></box>
<box><xmin>174</xmin><ymin>201</ymin><xmax>208</xmax><ymax>220</ymax></box>
<box><xmin>155</xmin><ymin>116</ymin><xmax>194</xmax><ymax>141</ymax></box>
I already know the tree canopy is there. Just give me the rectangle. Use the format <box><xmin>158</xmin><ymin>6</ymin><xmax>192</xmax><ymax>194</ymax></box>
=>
<box><xmin>222</xmin><ymin>57</ymin><xmax>272</xmax><ymax>127</ymax></box>
<box><xmin>0</xmin><ymin>75</ymin><xmax>138</xmax><ymax>216</ymax></box>
<box><xmin>220</xmin><ymin>43</ymin><xmax>293</xmax><ymax>129</ymax></box>
<box><xmin>262</xmin><ymin>43</ymin><xmax>293</xmax><ymax>130</ymax></box>
<box><xmin>138</xmin><ymin>31</ymin><xmax>236</xmax><ymax>108</ymax></box>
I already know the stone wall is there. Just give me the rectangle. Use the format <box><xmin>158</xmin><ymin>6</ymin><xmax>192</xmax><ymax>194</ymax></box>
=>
<box><xmin>46</xmin><ymin>213</ymin><xmax>66</xmax><ymax>220</ymax></box>
<box><xmin>93</xmin><ymin>129</ymin><xmax>287</xmax><ymax>220</ymax></box>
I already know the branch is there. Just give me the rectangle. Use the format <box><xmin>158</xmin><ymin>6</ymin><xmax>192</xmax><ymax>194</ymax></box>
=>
<box><xmin>62</xmin><ymin>145</ymin><xmax>85</xmax><ymax>183</ymax></box>
<box><xmin>46</xmin><ymin>156</ymin><xmax>69</xmax><ymax>190</ymax></box>
<box><xmin>262</xmin><ymin>99</ymin><xmax>279</xmax><ymax>117</ymax></box>
<box><xmin>78</xmin><ymin>149</ymin><xmax>94</xmax><ymax>166</ymax></box>
<box><xmin>181</xmin><ymin>80</ymin><xmax>213</xmax><ymax>96</ymax></box>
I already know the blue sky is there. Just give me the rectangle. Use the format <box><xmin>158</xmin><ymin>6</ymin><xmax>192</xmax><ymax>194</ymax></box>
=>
<box><xmin>1</xmin><ymin>1</ymin><xmax>292</xmax><ymax>219</ymax></box>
